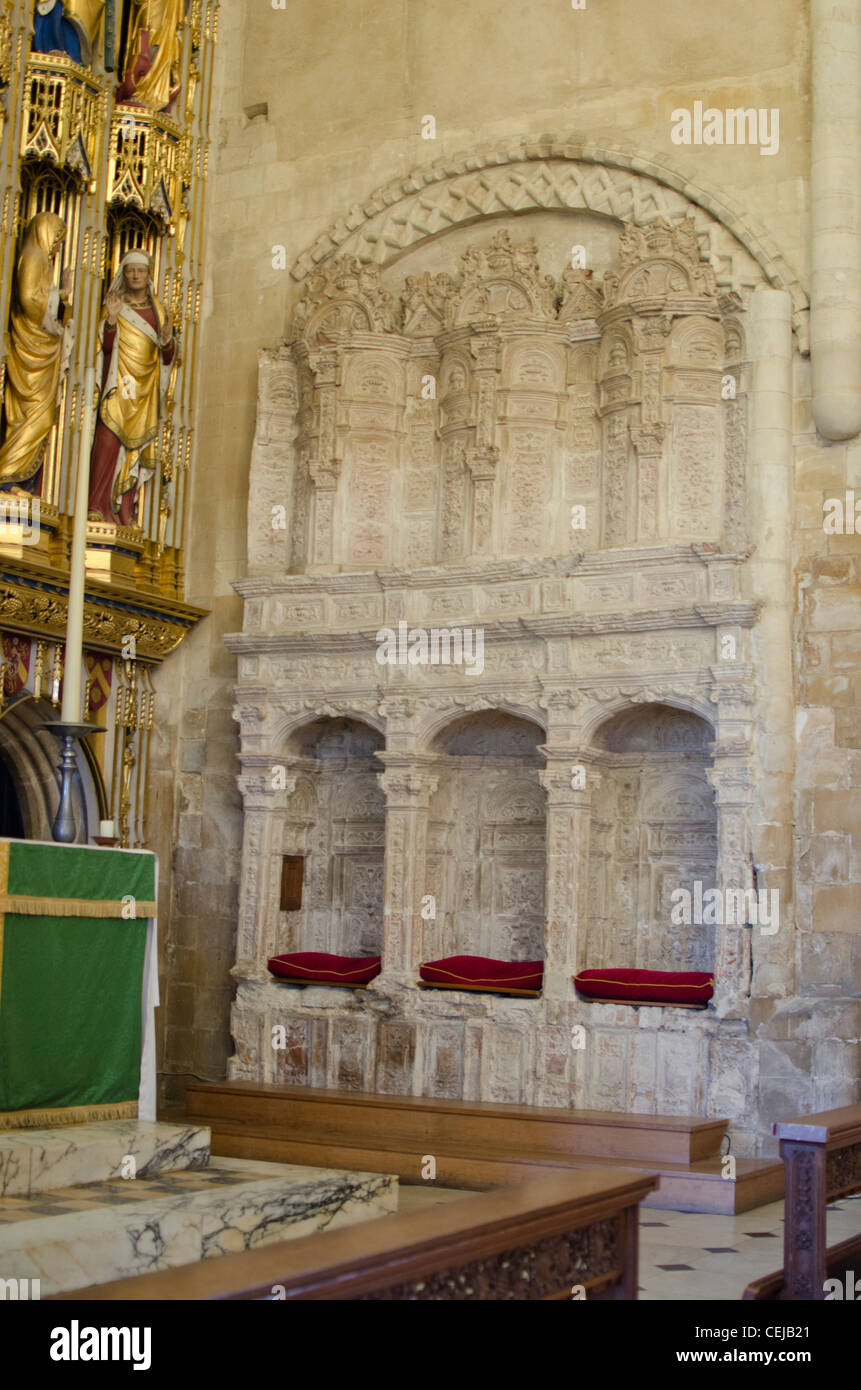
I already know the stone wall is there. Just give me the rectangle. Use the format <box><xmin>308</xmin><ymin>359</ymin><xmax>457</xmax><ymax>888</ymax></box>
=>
<box><xmin>152</xmin><ymin>0</ymin><xmax>860</xmax><ymax>1144</ymax></box>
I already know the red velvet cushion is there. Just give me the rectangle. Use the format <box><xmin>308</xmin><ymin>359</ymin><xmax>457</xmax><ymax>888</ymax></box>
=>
<box><xmin>267</xmin><ymin>952</ymin><xmax>381</xmax><ymax>984</ymax></box>
<box><xmin>420</xmin><ymin>956</ymin><xmax>544</xmax><ymax>992</ymax></box>
<box><xmin>574</xmin><ymin>968</ymin><xmax>714</xmax><ymax>1005</ymax></box>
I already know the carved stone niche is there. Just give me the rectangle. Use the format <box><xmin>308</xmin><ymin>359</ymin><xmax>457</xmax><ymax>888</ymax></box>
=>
<box><xmin>270</xmin><ymin>215</ymin><xmax>748</xmax><ymax>570</ymax></box>
<box><xmin>278</xmin><ymin>716</ymin><xmax>386</xmax><ymax>959</ymax></box>
<box><xmin>594</xmin><ymin>215</ymin><xmax>733</xmax><ymax>547</ymax></box>
<box><xmin>585</xmin><ymin>704</ymin><xmax>719</xmax><ymax>977</ymax></box>
<box><xmin>426</xmin><ymin>711</ymin><xmax>547</xmax><ymax>963</ymax></box>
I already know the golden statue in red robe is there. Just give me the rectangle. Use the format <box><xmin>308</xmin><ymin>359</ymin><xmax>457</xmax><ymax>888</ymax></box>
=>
<box><xmin>116</xmin><ymin>0</ymin><xmax>183</xmax><ymax>113</ymax></box>
<box><xmin>88</xmin><ymin>249</ymin><xmax>176</xmax><ymax>526</ymax></box>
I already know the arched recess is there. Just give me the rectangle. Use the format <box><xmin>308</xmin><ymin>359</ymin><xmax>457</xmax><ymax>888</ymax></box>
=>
<box><xmin>289</xmin><ymin>137</ymin><xmax>808</xmax><ymax>345</ymax></box>
<box><xmin>417</xmin><ymin>698</ymin><xmax>546</xmax><ymax>753</ymax></box>
<box><xmin>0</xmin><ymin>695</ymin><xmax>101</xmax><ymax>842</ymax></box>
<box><xmin>585</xmin><ymin>703</ymin><xmax>717</xmax><ymax>976</ymax></box>
<box><xmin>425</xmin><ymin>710</ymin><xmax>547</xmax><ymax>961</ymax></box>
<box><xmin>279</xmin><ymin>716</ymin><xmax>386</xmax><ymax>958</ymax></box>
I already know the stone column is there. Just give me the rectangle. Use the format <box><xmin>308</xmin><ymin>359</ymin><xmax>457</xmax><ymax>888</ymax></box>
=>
<box><xmin>235</xmin><ymin>756</ymin><xmax>295</xmax><ymax>969</ymax></box>
<box><xmin>468</xmin><ymin>330</ymin><xmax>500</xmax><ymax>555</ymax></box>
<box><xmin>307</xmin><ymin>345</ymin><xmax>341</xmax><ymax>565</ymax></box>
<box><xmin>466</xmin><ymin>445</ymin><xmax>499</xmax><ymax>554</ymax></box>
<box><xmin>377</xmin><ymin>754</ymin><xmax>438</xmax><ymax>985</ymax></box>
<box><xmin>707</xmin><ymin>755</ymin><xmax>755</xmax><ymax>1018</ymax></box>
<box><xmin>538</xmin><ymin>749</ymin><xmax>596</xmax><ymax>1003</ymax></box>
<box><xmin>308</xmin><ymin>456</ymin><xmax>341</xmax><ymax>564</ymax></box>
<box><xmin>631</xmin><ymin>422</ymin><xmax>665</xmax><ymax>541</ymax></box>
<box><xmin>748</xmin><ymin>286</ymin><xmax>796</xmax><ymax>997</ymax></box>
<box><xmin>811</xmin><ymin>0</ymin><xmax>861</xmax><ymax>440</ymax></box>
<box><xmin>632</xmin><ymin>312</ymin><xmax>671</xmax><ymax>539</ymax></box>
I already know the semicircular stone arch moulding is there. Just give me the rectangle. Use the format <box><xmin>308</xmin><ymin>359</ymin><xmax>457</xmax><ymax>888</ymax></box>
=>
<box><xmin>289</xmin><ymin>137</ymin><xmax>809</xmax><ymax>348</ymax></box>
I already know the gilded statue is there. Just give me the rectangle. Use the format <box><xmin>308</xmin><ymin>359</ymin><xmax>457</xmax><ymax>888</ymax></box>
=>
<box><xmin>88</xmin><ymin>249</ymin><xmax>177</xmax><ymax>525</ymax></box>
<box><xmin>0</xmin><ymin>212</ymin><xmax>73</xmax><ymax>491</ymax></box>
<box><xmin>116</xmin><ymin>0</ymin><xmax>183</xmax><ymax>113</ymax></box>
<box><xmin>32</xmin><ymin>0</ymin><xmax>105</xmax><ymax>65</ymax></box>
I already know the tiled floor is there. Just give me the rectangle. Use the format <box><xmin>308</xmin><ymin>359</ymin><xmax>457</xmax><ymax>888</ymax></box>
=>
<box><xmin>396</xmin><ymin>1186</ymin><xmax>861</xmax><ymax>1300</ymax></box>
<box><xmin>638</xmin><ymin>1198</ymin><xmax>861</xmax><ymax>1300</ymax></box>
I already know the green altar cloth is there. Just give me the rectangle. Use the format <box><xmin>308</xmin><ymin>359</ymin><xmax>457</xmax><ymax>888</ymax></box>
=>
<box><xmin>0</xmin><ymin>839</ymin><xmax>157</xmax><ymax>1128</ymax></box>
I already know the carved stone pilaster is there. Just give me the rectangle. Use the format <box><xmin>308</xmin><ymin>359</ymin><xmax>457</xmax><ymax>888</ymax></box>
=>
<box><xmin>377</xmin><ymin>693</ymin><xmax>419</xmax><ymax>756</ymax></box>
<box><xmin>236</xmin><ymin>758</ymin><xmax>298</xmax><ymax>966</ymax></box>
<box><xmin>539</xmin><ymin>750</ymin><xmax>597</xmax><ymax>999</ymax></box>
<box><xmin>706</xmin><ymin>755</ymin><xmax>755</xmax><ymax>1018</ymax></box>
<box><xmin>630</xmin><ymin>420</ymin><xmax>666</xmax><ymax>541</ymax></box>
<box><xmin>466</xmin><ymin>445</ymin><xmax>499</xmax><ymax>554</ymax></box>
<box><xmin>308</xmin><ymin>455</ymin><xmax>341</xmax><ymax>564</ymax></box>
<box><xmin>377</xmin><ymin>757</ymin><xmax>439</xmax><ymax>980</ymax></box>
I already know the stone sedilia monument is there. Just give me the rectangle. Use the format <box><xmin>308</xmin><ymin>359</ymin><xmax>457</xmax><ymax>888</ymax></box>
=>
<box><xmin>227</xmin><ymin>143</ymin><xmax>813</xmax><ymax>1155</ymax></box>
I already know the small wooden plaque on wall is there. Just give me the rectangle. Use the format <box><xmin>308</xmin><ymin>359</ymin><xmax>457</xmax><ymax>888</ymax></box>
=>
<box><xmin>280</xmin><ymin>855</ymin><xmax>304</xmax><ymax>911</ymax></box>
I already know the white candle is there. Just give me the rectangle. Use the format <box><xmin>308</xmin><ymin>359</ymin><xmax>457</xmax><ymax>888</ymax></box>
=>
<box><xmin>61</xmin><ymin>367</ymin><xmax>96</xmax><ymax>724</ymax></box>
<box><xmin>99</xmin><ymin>820</ymin><xmax>115</xmax><ymax>838</ymax></box>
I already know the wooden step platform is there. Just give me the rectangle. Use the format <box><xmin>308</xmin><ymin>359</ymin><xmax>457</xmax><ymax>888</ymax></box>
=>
<box><xmin>186</xmin><ymin>1082</ymin><xmax>784</xmax><ymax>1215</ymax></box>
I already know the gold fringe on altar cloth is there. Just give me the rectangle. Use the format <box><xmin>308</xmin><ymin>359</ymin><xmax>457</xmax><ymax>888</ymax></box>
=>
<box><xmin>0</xmin><ymin>895</ymin><xmax>157</xmax><ymax>917</ymax></box>
<box><xmin>0</xmin><ymin>1101</ymin><xmax>138</xmax><ymax>1131</ymax></box>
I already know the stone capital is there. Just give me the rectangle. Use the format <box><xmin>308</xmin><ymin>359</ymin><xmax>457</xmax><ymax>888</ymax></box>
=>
<box><xmin>466</xmin><ymin>445</ymin><xmax>499</xmax><ymax>480</ymax></box>
<box><xmin>538</xmin><ymin>751</ymin><xmax>597</xmax><ymax>808</ymax></box>
<box><xmin>469</xmin><ymin>333</ymin><xmax>500</xmax><ymax>371</ymax></box>
<box><xmin>376</xmin><ymin>756</ymin><xmax>439</xmax><ymax>809</ymax></box>
<box><xmin>306</xmin><ymin>347</ymin><xmax>340</xmax><ymax>385</ymax></box>
<box><xmin>538</xmin><ymin>685</ymin><xmax>583</xmax><ymax>733</ymax></box>
<box><xmin>308</xmin><ymin>456</ymin><xmax>341</xmax><ymax>489</ymax></box>
<box><xmin>378</xmin><ymin>693</ymin><xmax>419</xmax><ymax>724</ymax></box>
<box><xmin>236</xmin><ymin>770</ymin><xmax>297</xmax><ymax>810</ymax></box>
<box><xmin>631</xmin><ymin>421</ymin><xmax>667</xmax><ymax>452</ymax></box>
<box><xmin>632</xmin><ymin>313</ymin><xmax>672</xmax><ymax>352</ymax></box>
<box><xmin>706</xmin><ymin>761</ymin><xmax>753</xmax><ymax>804</ymax></box>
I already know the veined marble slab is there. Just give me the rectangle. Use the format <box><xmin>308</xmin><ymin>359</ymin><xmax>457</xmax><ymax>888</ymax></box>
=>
<box><xmin>0</xmin><ymin>1122</ymin><xmax>210</xmax><ymax>1197</ymax></box>
<box><xmin>0</xmin><ymin>1162</ymin><xmax>397</xmax><ymax>1295</ymax></box>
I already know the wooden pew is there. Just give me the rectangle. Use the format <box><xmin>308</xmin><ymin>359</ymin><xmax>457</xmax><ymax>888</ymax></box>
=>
<box><xmin>743</xmin><ymin>1103</ymin><xmax>861</xmax><ymax>1300</ymax></box>
<box><xmin>50</xmin><ymin>1168</ymin><xmax>656</xmax><ymax>1302</ymax></box>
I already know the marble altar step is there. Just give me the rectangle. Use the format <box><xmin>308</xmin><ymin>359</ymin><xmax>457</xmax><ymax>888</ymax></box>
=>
<box><xmin>186</xmin><ymin>1081</ymin><xmax>783</xmax><ymax>1215</ymax></box>
<box><xmin>0</xmin><ymin>1121</ymin><xmax>211</xmax><ymax>1198</ymax></box>
<box><xmin>0</xmin><ymin>1156</ymin><xmax>396</xmax><ymax>1296</ymax></box>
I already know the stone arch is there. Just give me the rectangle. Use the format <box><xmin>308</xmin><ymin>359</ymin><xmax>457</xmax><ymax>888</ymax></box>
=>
<box><xmin>667</xmin><ymin>315</ymin><xmax>725</xmax><ymax>367</ymax></box>
<box><xmin>417</xmin><ymin>699</ymin><xmax>546</xmax><ymax>752</ymax></box>
<box><xmin>599</xmin><ymin>324</ymin><xmax>635</xmax><ymax>378</ymax></box>
<box><xmin>0</xmin><ymin>695</ymin><xmax>100</xmax><ymax>841</ymax></box>
<box><xmin>429</xmin><ymin>708</ymin><xmax>546</xmax><ymax>757</ymax></box>
<box><xmin>272</xmin><ymin>705</ymin><xmax>385</xmax><ymax>752</ymax></box>
<box><xmin>569</xmin><ymin>340</ymin><xmax>599</xmax><ymax>383</ymax></box>
<box><xmin>592</xmin><ymin>703</ymin><xmax>714</xmax><ymax>753</ymax></box>
<box><xmin>580</xmin><ymin>690</ymin><xmax>716</xmax><ymax>747</ymax></box>
<box><xmin>343</xmin><ymin>352</ymin><xmax>403</xmax><ymax>400</ymax></box>
<box><xmin>583</xmin><ymin>700</ymin><xmax>718</xmax><ymax>977</ymax></box>
<box><xmin>288</xmin><ymin>715</ymin><xmax>384</xmax><ymax>766</ymax></box>
<box><xmin>289</xmin><ymin>138</ymin><xmax>808</xmax><ymax>346</ymax></box>
<box><xmin>276</xmin><ymin>713</ymin><xmax>386</xmax><ymax>960</ymax></box>
<box><xmin>440</xmin><ymin>351</ymin><xmax>471</xmax><ymax>397</ymax></box>
<box><xmin>425</xmin><ymin>707</ymin><xmax>547</xmax><ymax>962</ymax></box>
